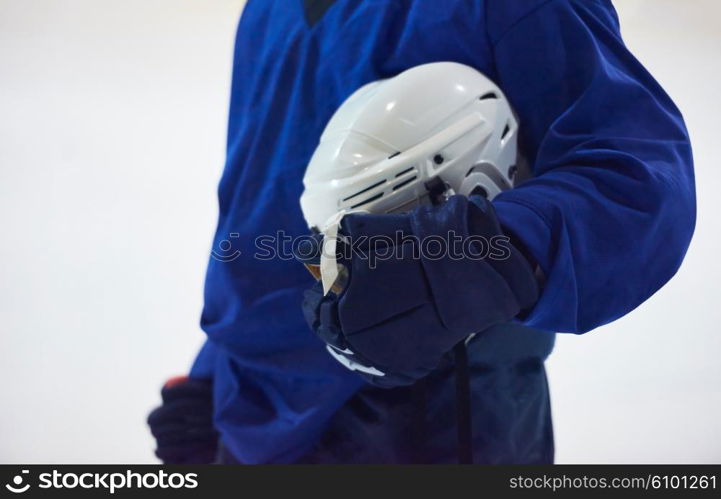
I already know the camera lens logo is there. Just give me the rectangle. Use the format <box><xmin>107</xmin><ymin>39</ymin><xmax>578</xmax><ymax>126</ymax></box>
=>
<box><xmin>5</xmin><ymin>470</ymin><xmax>30</xmax><ymax>494</ymax></box>
<box><xmin>211</xmin><ymin>233</ymin><xmax>241</xmax><ymax>262</ymax></box>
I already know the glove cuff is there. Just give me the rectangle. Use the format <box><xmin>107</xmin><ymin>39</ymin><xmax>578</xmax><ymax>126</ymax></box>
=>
<box><xmin>409</xmin><ymin>195</ymin><xmax>539</xmax><ymax>334</ymax></box>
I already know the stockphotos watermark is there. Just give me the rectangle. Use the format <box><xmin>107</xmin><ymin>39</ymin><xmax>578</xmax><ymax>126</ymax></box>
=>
<box><xmin>4</xmin><ymin>468</ymin><xmax>198</xmax><ymax>494</ymax></box>
<box><xmin>211</xmin><ymin>230</ymin><xmax>513</xmax><ymax>267</ymax></box>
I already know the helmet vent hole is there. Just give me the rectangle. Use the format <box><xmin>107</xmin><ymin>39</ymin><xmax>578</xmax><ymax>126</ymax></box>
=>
<box><xmin>501</xmin><ymin>123</ymin><xmax>511</xmax><ymax>140</ymax></box>
<box><xmin>342</xmin><ymin>179</ymin><xmax>387</xmax><ymax>202</ymax></box>
<box><xmin>470</xmin><ymin>186</ymin><xmax>488</xmax><ymax>198</ymax></box>
<box><xmin>393</xmin><ymin>176</ymin><xmax>418</xmax><ymax>191</ymax></box>
<box><xmin>395</xmin><ymin>167</ymin><xmax>415</xmax><ymax>178</ymax></box>
<box><xmin>465</xmin><ymin>166</ymin><xmax>476</xmax><ymax>177</ymax></box>
<box><xmin>433</xmin><ymin>154</ymin><xmax>444</xmax><ymax>165</ymax></box>
<box><xmin>479</xmin><ymin>92</ymin><xmax>498</xmax><ymax>100</ymax></box>
<box><xmin>350</xmin><ymin>192</ymin><xmax>384</xmax><ymax>209</ymax></box>
<box><xmin>388</xmin><ymin>151</ymin><xmax>401</xmax><ymax>159</ymax></box>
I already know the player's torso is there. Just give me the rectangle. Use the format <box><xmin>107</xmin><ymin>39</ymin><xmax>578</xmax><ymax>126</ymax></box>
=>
<box><xmin>203</xmin><ymin>3</ymin><xmax>556</xmax><ymax>452</ymax></box>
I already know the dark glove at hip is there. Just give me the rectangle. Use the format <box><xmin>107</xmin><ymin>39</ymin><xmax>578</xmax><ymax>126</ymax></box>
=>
<box><xmin>147</xmin><ymin>376</ymin><xmax>218</xmax><ymax>464</ymax></box>
<box><xmin>302</xmin><ymin>195</ymin><xmax>539</xmax><ymax>387</ymax></box>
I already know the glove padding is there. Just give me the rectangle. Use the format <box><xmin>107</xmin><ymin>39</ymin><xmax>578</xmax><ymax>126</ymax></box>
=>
<box><xmin>302</xmin><ymin>195</ymin><xmax>539</xmax><ymax>387</ymax></box>
<box><xmin>147</xmin><ymin>376</ymin><xmax>218</xmax><ymax>464</ymax></box>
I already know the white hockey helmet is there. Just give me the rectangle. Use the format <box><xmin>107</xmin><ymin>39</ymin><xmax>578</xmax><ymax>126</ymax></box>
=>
<box><xmin>300</xmin><ymin>61</ymin><xmax>518</xmax><ymax>232</ymax></box>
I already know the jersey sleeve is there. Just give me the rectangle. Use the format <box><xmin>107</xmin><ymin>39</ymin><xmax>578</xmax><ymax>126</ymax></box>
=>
<box><xmin>488</xmin><ymin>0</ymin><xmax>696</xmax><ymax>333</ymax></box>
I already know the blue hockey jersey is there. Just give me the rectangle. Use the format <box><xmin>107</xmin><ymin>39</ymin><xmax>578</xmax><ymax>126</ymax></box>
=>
<box><xmin>191</xmin><ymin>0</ymin><xmax>695</xmax><ymax>463</ymax></box>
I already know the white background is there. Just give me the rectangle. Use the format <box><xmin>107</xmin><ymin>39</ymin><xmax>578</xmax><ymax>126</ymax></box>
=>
<box><xmin>0</xmin><ymin>0</ymin><xmax>719</xmax><ymax>463</ymax></box>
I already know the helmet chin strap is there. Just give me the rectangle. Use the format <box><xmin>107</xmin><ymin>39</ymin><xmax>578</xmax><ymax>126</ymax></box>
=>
<box><xmin>423</xmin><ymin>174</ymin><xmax>475</xmax><ymax>465</ymax></box>
<box><xmin>319</xmin><ymin>210</ymin><xmax>346</xmax><ymax>295</ymax></box>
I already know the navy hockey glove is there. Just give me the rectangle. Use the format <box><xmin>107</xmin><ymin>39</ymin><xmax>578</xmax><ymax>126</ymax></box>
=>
<box><xmin>147</xmin><ymin>376</ymin><xmax>218</xmax><ymax>463</ymax></box>
<box><xmin>302</xmin><ymin>195</ymin><xmax>539</xmax><ymax>387</ymax></box>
